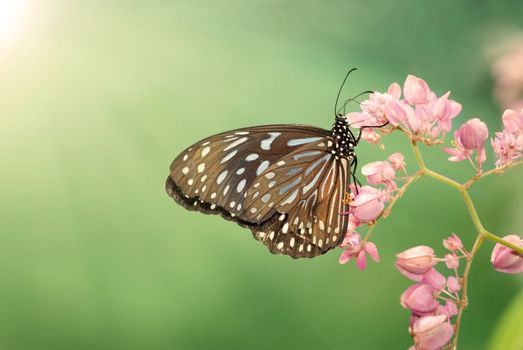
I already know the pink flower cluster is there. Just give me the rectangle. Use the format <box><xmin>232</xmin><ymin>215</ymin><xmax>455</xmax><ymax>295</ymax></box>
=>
<box><xmin>491</xmin><ymin>109</ymin><xmax>523</xmax><ymax>167</ymax></box>
<box><xmin>444</xmin><ymin>109</ymin><xmax>523</xmax><ymax>169</ymax></box>
<box><xmin>443</xmin><ymin>118</ymin><xmax>488</xmax><ymax>171</ymax></box>
<box><xmin>396</xmin><ymin>234</ymin><xmax>465</xmax><ymax>350</ymax></box>
<box><xmin>347</xmin><ymin>75</ymin><xmax>462</xmax><ymax>144</ymax></box>
<box><xmin>338</xmin><ymin>153</ymin><xmax>407</xmax><ymax>269</ymax></box>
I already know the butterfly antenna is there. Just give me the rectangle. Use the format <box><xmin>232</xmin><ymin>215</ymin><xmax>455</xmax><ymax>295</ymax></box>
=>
<box><xmin>334</xmin><ymin>68</ymin><xmax>358</xmax><ymax>117</ymax></box>
<box><xmin>355</xmin><ymin>121</ymin><xmax>390</xmax><ymax>143</ymax></box>
<box><xmin>339</xmin><ymin>90</ymin><xmax>373</xmax><ymax>116</ymax></box>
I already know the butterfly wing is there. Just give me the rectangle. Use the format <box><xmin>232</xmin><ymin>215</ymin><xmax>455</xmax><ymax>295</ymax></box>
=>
<box><xmin>243</xmin><ymin>141</ymin><xmax>350</xmax><ymax>258</ymax></box>
<box><xmin>166</xmin><ymin>125</ymin><xmax>350</xmax><ymax>258</ymax></box>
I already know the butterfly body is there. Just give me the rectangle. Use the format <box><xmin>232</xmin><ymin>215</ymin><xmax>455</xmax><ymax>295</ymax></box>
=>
<box><xmin>166</xmin><ymin>116</ymin><xmax>357</xmax><ymax>258</ymax></box>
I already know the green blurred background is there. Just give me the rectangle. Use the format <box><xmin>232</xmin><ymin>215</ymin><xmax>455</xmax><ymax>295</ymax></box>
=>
<box><xmin>1</xmin><ymin>1</ymin><xmax>523</xmax><ymax>349</ymax></box>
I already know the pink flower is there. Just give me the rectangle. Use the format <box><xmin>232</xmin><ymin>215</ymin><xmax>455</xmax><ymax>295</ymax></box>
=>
<box><xmin>491</xmin><ymin>234</ymin><xmax>523</xmax><ymax>274</ymax></box>
<box><xmin>360</xmin><ymin>128</ymin><xmax>381</xmax><ymax>144</ymax></box>
<box><xmin>443</xmin><ymin>233</ymin><xmax>462</xmax><ymax>252</ymax></box>
<box><xmin>338</xmin><ymin>233</ymin><xmax>379</xmax><ymax>270</ymax></box>
<box><xmin>442</xmin><ymin>132</ymin><xmax>470</xmax><ymax>162</ymax></box>
<box><xmin>361</xmin><ymin>161</ymin><xmax>396</xmax><ymax>187</ymax></box>
<box><xmin>491</xmin><ymin>129</ymin><xmax>522</xmax><ymax>167</ymax></box>
<box><xmin>349</xmin><ymin>185</ymin><xmax>387</xmax><ymax>222</ymax></box>
<box><xmin>396</xmin><ymin>246</ymin><xmax>437</xmax><ymax>280</ymax></box>
<box><xmin>401</xmin><ymin>283</ymin><xmax>439</xmax><ymax>314</ymax></box>
<box><xmin>388</xmin><ymin>152</ymin><xmax>406</xmax><ymax>170</ymax></box>
<box><xmin>444</xmin><ymin>253</ymin><xmax>459</xmax><ymax>270</ymax></box>
<box><xmin>411</xmin><ymin>315</ymin><xmax>454</xmax><ymax>350</ymax></box>
<box><xmin>458</xmin><ymin>118</ymin><xmax>489</xmax><ymax>150</ymax></box>
<box><xmin>430</xmin><ymin>92</ymin><xmax>462</xmax><ymax>135</ymax></box>
<box><xmin>443</xmin><ymin>118</ymin><xmax>488</xmax><ymax>170</ymax></box>
<box><xmin>385</xmin><ymin>99</ymin><xmax>412</xmax><ymax>126</ymax></box>
<box><xmin>404</xmin><ymin>75</ymin><xmax>431</xmax><ymax>105</ymax></box>
<box><xmin>422</xmin><ymin>269</ymin><xmax>446</xmax><ymax>290</ymax></box>
<box><xmin>447</xmin><ymin>276</ymin><xmax>461</xmax><ymax>293</ymax></box>
<box><xmin>444</xmin><ymin>300</ymin><xmax>458</xmax><ymax>317</ymax></box>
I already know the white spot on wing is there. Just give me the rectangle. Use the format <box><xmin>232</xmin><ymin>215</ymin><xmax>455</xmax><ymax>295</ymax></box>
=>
<box><xmin>217</xmin><ymin>170</ymin><xmax>228</xmax><ymax>184</ymax></box>
<box><xmin>182</xmin><ymin>167</ymin><xmax>189</xmax><ymax>175</ymax></box>
<box><xmin>287</xmin><ymin>137</ymin><xmax>323</xmax><ymax>146</ymax></box>
<box><xmin>237</xmin><ymin>179</ymin><xmax>247</xmax><ymax>192</ymax></box>
<box><xmin>261</xmin><ymin>193</ymin><xmax>271</xmax><ymax>203</ymax></box>
<box><xmin>280</xmin><ymin>189</ymin><xmax>299</xmax><ymax>206</ymax></box>
<box><xmin>221</xmin><ymin>150</ymin><xmax>238</xmax><ymax>164</ymax></box>
<box><xmin>223</xmin><ymin>137</ymin><xmax>248</xmax><ymax>151</ymax></box>
<box><xmin>261</xmin><ymin>132</ymin><xmax>281</xmax><ymax>150</ymax></box>
<box><xmin>201</xmin><ymin>147</ymin><xmax>211</xmax><ymax>157</ymax></box>
<box><xmin>246</xmin><ymin>153</ymin><xmax>259</xmax><ymax>161</ymax></box>
<box><xmin>256</xmin><ymin>160</ymin><xmax>270</xmax><ymax>176</ymax></box>
<box><xmin>197</xmin><ymin>163</ymin><xmax>205</xmax><ymax>173</ymax></box>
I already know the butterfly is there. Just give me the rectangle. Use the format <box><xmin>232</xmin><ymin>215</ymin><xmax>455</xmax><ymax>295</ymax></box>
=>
<box><xmin>165</xmin><ymin>70</ymin><xmax>375</xmax><ymax>259</ymax></box>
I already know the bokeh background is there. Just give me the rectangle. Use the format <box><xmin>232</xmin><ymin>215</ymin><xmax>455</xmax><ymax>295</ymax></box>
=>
<box><xmin>1</xmin><ymin>1</ymin><xmax>523</xmax><ymax>349</ymax></box>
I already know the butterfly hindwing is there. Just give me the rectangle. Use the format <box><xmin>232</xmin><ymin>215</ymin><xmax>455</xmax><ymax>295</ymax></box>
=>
<box><xmin>244</xmin><ymin>141</ymin><xmax>350</xmax><ymax>258</ymax></box>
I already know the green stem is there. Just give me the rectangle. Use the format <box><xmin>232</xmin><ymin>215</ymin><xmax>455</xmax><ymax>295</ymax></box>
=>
<box><xmin>409</xmin><ymin>142</ymin><xmax>523</xmax><ymax>255</ymax></box>
<box><xmin>451</xmin><ymin>235</ymin><xmax>485</xmax><ymax>349</ymax></box>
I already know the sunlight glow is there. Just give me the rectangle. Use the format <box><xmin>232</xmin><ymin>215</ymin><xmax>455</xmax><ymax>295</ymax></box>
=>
<box><xmin>0</xmin><ymin>0</ymin><xmax>29</xmax><ymax>49</ymax></box>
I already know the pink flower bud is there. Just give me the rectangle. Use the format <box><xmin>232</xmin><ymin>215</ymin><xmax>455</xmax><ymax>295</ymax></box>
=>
<box><xmin>422</xmin><ymin>269</ymin><xmax>446</xmax><ymax>290</ymax></box>
<box><xmin>387</xmin><ymin>152</ymin><xmax>406</xmax><ymax>170</ymax></box>
<box><xmin>444</xmin><ymin>253</ymin><xmax>459</xmax><ymax>270</ymax></box>
<box><xmin>385</xmin><ymin>99</ymin><xmax>411</xmax><ymax>126</ymax></box>
<box><xmin>387</xmin><ymin>82</ymin><xmax>402</xmax><ymax>99</ymax></box>
<box><xmin>447</xmin><ymin>276</ymin><xmax>461</xmax><ymax>293</ymax></box>
<box><xmin>360</xmin><ymin>128</ymin><xmax>381</xmax><ymax>144</ymax></box>
<box><xmin>350</xmin><ymin>186</ymin><xmax>386</xmax><ymax>222</ymax></box>
<box><xmin>457</xmin><ymin>118</ymin><xmax>489</xmax><ymax>150</ymax></box>
<box><xmin>396</xmin><ymin>246</ymin><xmax>437</xmax><ymax>280</ymax></box>
<box><xmin>400</xmin><ymin>283</ymin><xmax>439</xmax><ymax>314</ymax></box>
<box><xmin>411</xmin><ymin>315</ymin><xmax>454</xmax><ymax>350</ymax></box>
<box><xmin>444</xmin><ymin>300</ymin><xmax>458</xmax><ymax>317</ymax></box>
<box><xmin>361</xmin><ymin>161</ymin><xmax>396</xmax><ymax>186</ymax></box>
<box><xmin>346</xmin><ymin>111</ymin><xmax>369</xmax><ymax>128</ymax></box>
<box><xmin>491</xmin><ymin>234</ymin><xmax>523</xmax><ymax>274</ymax></box>
<box><xmin>443</xmin><ymin>233</ymin><xmax>462</xmax><ymax>252</ymax></box>
<box><xmin>404</xmin><ymin>75</ymin><xmax>431</xmax><ymax>105</ymax></box>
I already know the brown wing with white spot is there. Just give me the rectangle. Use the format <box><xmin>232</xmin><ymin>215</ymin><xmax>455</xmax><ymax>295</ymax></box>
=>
<box><xmin>244</xmin><ymin>141</ymin><xmax>350</xmax><ymax>258</ymax></box>
<box><xmin>166</xmin><ymin>125</ymin><xmax>330</xmax><ymax>228</ymax></box>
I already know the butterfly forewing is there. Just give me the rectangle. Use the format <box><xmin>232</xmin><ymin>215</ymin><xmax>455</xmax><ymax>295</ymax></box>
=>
<box><xmin>166</xmin><ymin>125</ymin><xmax>329</xmax><ymax>225</ymax></box>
